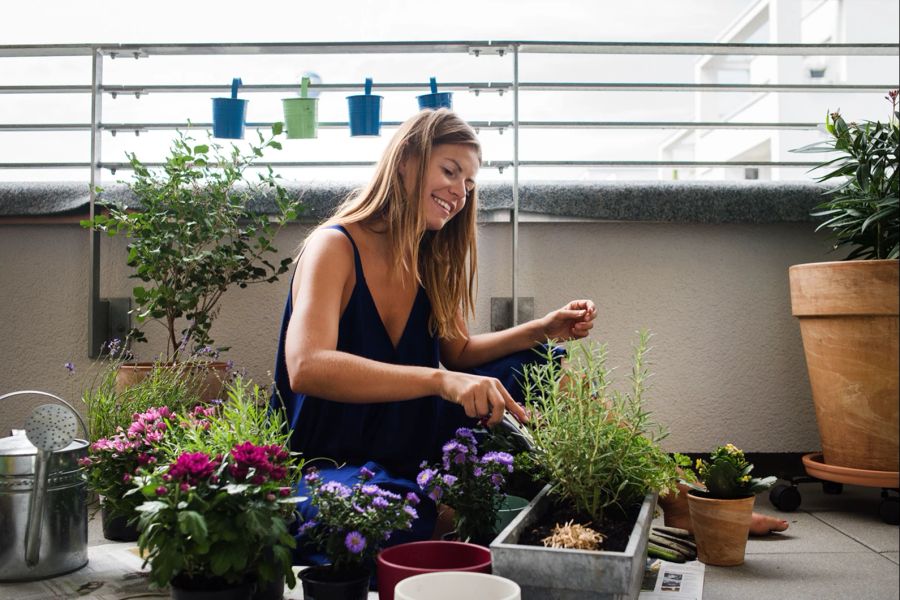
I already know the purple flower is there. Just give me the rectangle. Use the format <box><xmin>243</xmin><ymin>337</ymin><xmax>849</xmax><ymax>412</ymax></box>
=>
<box><xmin>377</xmin><ymin>488</ymin><xmax>401</xmax><ymax>501</ymax></box>
<box><xmin>320</xmin><ymin>481</ymin><xmax>352</xmax><ymax>498</ymax></box>
<box><xmin>491</xmin><ymin>473</ymin><xmax>504</xmax><ymax>488</ymax></box>
<box><xmin>427</xmin><ymin>486</ymin><xmax>443</xmax><ymax>502</ymax></box>
<box><xmin>405</xmin><ymin>492</ymin><xmax>420</xmax><ymax>506</ymax></box>
<box><xmin>344</xmin><ymin>531</ymin><xmax>367</xmax><ymax>554</ymax></box>
<box><xmin>455</xmin><ymin>427</ymin><xmax>476</xmax><ymax>443</ymax></box>
<box><xmin>155</xmin><ymin>486</ymin><xmax>167</xmax><ymax>496</ymax></box>
<box><xmin>64</xmin><ymin>362</ymin><xmax>75</xmax><ymax>374</ymax></box>
<box><xmin>359</xmin><ymin>466</ymin><xmax>376</xmax><ymax>480</ymax></box>
<box><xmin>403</xmin><ymin>505</ymin><xmax>419</xmax><ymax>520</ymax></box>
<box><xmin>297</xmin><ymin>520</ymin><xmax>317</xmax><ymax>535</ymax></box>
<box><xmin>442</xmin><ymin>474</ymin><xmax>458</xmax><ymax>487</ymax></box>
<box><xmin>361</xmin><ymin>484</ymin><xmax>380</xmax><ymax>496</ymax></box>
<box><xmin>372</xmin><ymin>496</ymin><xmax>390</xmax><ymax>509</ymax></box>
<box><xmin>416</xmin><ymin>468</ymin><xmax>436</xmax><ymax>488</ymax></box>
<box><xmin>303</xmin><ymin>469</ymin><xmax>320</xmax><ymax>484</ymax></box>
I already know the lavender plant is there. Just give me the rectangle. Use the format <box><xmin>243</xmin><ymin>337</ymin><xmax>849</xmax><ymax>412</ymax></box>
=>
<box><xmin>416</xmin><ymin>427</ymin><xmax>515</xmax><ymax>543</ymax></box>
<box><xmin>298</xmin><ymin>467</ymin><xmax>420</xmax><ymax>575</ymax></box>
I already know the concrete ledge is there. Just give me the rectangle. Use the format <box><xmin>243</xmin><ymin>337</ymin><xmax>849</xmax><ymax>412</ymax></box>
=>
<box><xmin>0</xmin><ymin>180</ymin><xmax>826</xmax><ymax>223</ymax></box>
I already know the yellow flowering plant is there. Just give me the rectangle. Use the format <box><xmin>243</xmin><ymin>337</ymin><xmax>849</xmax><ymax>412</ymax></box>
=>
<box><xmin>692</xmin><ymin>444</ymin><xmax>776</xmax><ymax>499</ymax></box>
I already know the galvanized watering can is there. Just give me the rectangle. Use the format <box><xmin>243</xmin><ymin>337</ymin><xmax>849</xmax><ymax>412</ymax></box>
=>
<box><xmin>0</xmin><ymin>390</ymin><xmax>89</xmax><ymax>581</ymax></box>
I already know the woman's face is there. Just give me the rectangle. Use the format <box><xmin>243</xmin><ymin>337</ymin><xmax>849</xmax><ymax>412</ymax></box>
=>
<box><xmin>403</xmin><ymin>143</ymin><xmax>479</xmax><ymax>231</ymax></box>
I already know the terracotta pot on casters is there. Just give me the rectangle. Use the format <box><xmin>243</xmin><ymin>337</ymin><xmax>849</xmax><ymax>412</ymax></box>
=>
<box><xmin>686</xmin><ymin>492</ymin><xmax>755</xmax><ymax>566</ymax></box>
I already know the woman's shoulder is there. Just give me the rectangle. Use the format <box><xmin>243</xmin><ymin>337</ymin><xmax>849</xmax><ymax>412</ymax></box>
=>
<box><xmin>300</xmin><ymin>225</ymin><xmax>356</xmax><ymax>269</ymax></box>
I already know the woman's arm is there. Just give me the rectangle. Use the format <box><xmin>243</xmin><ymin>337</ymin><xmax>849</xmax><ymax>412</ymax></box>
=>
<box><xmin>284</xmin><ymin>229</ymin><xmax>526</xmax><ymax>425</ymax></box>
<box><xmin>440</xmin><ymin>300</ymin><xmax>597</xmax><ymax>371</ymax></box>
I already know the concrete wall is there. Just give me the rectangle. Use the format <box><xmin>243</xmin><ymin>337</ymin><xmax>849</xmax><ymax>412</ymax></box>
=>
<box><xmin>0</xmin><ymin>212</ymin><xmax>830</xmax><ymax>453</ymax></box>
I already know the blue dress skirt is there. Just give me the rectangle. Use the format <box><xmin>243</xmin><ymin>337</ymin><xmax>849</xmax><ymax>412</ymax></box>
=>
<box><xmin>271</xmin><ymin>225</ymin><xmax>559</xmax><ymax>564</ymax></box>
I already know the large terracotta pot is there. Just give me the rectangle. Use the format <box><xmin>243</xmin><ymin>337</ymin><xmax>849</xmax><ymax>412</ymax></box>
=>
<box><xmin>686</xmin><ymin>492</ymin><xmax>754</xmax><ymax>566</ymax></box>
<box><xmin>789</xmin><ymin>260</ymin><xmax>899</xmax><ymax>472</ymax></box>
<box><xmin>115</xmin><ymin>361</ymin><xmax>230</xmax><ymax>403</ymax></box>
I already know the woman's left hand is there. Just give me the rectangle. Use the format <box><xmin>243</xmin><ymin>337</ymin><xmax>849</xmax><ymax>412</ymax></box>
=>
<box><xmin>539</xmin><ymin>299</ymin><xmax>597</xmax><ymax>341</ymax></box>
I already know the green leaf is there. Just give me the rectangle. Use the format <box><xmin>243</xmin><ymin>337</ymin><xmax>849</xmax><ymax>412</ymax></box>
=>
<box><xmin>177</xmin><ymin>510</ymin><xmax>209</xmax><ymax>545</ymax></box>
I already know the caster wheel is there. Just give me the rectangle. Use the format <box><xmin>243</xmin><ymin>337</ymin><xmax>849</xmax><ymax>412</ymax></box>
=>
<box><xmin>822</xmin><ymin>481</ymin><xmax>844</xmax><ymax>495</ymax></box>
<box><xmin>879</xmin><ymin>495</ymin><xmax>899</xmax><ymax>526</ymax></box>
<box><xmin>769</xmin><ymin>483</ymin><xmax>801</xmax><ymax>512</ymax></box>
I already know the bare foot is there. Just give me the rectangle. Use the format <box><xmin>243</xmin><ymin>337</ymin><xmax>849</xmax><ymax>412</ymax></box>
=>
<box><xmin>749</xmin><ymin>513</ymin><xmax>789</xmax><ymax>536</ymax></box>
<box><xmin>660</xmin><ymin>486</ymin><xmax>789</xmax><ymax>536</ymax></box>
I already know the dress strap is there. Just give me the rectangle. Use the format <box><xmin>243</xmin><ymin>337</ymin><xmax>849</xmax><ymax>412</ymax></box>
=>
<box><xmin>327</xmin><ymin>224</ymin><xmax>364</xmax><ymax>277</ymax></box>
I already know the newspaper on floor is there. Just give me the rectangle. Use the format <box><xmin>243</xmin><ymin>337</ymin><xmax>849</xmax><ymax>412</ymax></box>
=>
<box><xmin>0</xmin><ymin>543</ymin><xmax>162</xmax><ymax>600</ymax></box>
<box><xmin>639</xmin><ymin>557</ymin><xmax>705</xmax><ymax>600</ymax></box>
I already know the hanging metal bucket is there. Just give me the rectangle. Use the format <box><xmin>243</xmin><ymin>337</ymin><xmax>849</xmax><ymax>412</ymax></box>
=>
<box><xmin>0</xmin><ymin>390</ymin><xmax>89</xmax><ymax>582</ymax></box>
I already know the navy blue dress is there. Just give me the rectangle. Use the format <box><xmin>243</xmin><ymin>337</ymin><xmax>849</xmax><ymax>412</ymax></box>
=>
<box><xmin>271</xmin><ymin>225</ymin><xmax>559</xmax><ymax>563</ymax></box>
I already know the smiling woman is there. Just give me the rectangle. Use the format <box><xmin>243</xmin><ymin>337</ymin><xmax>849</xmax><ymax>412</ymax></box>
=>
<box><xmin>270</xmin><ymin>108</ymin><xmax>597</xmax><ymax>565</ymax></box>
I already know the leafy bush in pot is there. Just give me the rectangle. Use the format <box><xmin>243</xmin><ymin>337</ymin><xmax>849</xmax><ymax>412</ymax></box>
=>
<box><xmin>82</xmin><ymin>125</ymin><xmax>302</xmax><ymax>360</ymax></box>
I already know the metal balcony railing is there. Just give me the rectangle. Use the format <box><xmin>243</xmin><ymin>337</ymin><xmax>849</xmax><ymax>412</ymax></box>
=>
<box><xmin>1</xmin><ymin>40</ymin><xmax>897</xmax><ymax>356</ymax></box>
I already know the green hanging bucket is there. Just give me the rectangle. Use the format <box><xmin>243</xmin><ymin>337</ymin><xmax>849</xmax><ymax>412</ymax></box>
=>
<box><xmin>282</xmin><ymin>76</ymin><xmax>318</xmax><ymax>139</ymax></box>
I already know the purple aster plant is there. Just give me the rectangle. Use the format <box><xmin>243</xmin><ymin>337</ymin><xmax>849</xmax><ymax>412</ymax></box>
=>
<box><xmin>416</xmin><ymin>427</ymin><xmax>515</xmax><ymax>544</ymax></box>
<box><xmin>298</xmin><ymin>466</ymin><xmax>419</xmax><ymax>573</ymax></box>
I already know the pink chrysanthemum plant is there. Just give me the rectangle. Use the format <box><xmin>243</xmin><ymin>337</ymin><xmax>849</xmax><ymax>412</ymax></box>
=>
<box><xmin>298</xmin><ymin>466</ymin><xmax>421</xmax><ymax>577</ymax></box>
<box><xmin>416</xmin><ymin>427</ymin><xmax>515</xmax><ymax>544</ymax></box>
<box><xmin>132</xmin><ymin>440</ymin><xmax>301</xmax><ymax>591</ymax></box>
<box><xmin>79</xmin><ymin>405</ymin><xmax>174</xmax><ymax>522</ymax></box>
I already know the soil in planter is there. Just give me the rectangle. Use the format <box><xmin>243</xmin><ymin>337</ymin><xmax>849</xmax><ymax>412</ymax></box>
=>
<box><xmin>517</xmin><ymin>497</ymin><xmax>640</xmax><ymax>552</ymax></box>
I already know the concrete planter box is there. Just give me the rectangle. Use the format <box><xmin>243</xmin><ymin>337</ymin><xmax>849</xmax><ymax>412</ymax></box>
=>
<box><xmin>490</xmin><ymin>484</ymin><xmax>657</xmax><ymax>600</ymax></box>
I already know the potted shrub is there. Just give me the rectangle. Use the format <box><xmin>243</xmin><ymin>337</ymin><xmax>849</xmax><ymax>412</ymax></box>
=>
<box><xmin>416</xmin><ymin>427</ymin><xmax>516</xmax><ymax>545</ymax></box>
<box><xmin>788</xmin><ymin>90</ymin><xmax>899</xmax><ymax>475</ymax></box>
<box><xmin>684</xmin><ymin>444</ymin><xmax>776</xmax><ymax>566</ymax></box>
<box><xmin>296</xmin><ymin>466</ymin><xmax>420</xmax><ymax>600</ymax></box>
<box><xmin>82</xmin><ymin>124</ymin><xmax>301</xmax><ymax>394</ymax></box>
<box><xmin>133</xmin><ymin>376</ymin><xmax>301</xmax><ymax>600</ymax></box>
<box><xmin>490</xmin><ymin>333</ymin><xmax>688</xmax><ymax>600</ymax></box>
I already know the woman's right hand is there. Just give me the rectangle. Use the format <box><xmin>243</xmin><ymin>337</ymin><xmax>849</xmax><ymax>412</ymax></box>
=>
<box><xmin>438</xmin><ymin>371</ymin><xmax>528</xmax><ymax>426</ymax></box>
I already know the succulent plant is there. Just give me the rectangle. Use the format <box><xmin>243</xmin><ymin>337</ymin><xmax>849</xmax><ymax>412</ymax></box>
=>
<box><xmin>694</xmin><ymin>443</ymin><xmax>776</xmax><ymax>499</ymax></box>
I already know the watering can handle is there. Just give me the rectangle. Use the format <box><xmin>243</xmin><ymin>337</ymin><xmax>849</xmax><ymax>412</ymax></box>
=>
<box><xmin>0</xmin><ymin>390</ymin><xmax>88</xmax><ymax>437</ymax></box>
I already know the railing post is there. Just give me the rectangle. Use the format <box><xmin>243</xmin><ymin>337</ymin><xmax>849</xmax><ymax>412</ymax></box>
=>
<box><xmin>512</xmin><ymin>44</ymin><xmax>520</xmax><ymax>326</ymax></box>
<box><xmin>88</xmin><ymin>46</ymin><xmax>106</xmax><ymax>358</ymax></box>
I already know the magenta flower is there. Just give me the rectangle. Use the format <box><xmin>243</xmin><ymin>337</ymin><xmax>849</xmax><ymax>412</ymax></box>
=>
<box><xmin>168</xmin><ymin>451</ymin><xmax>218</xmax><ymax>484</ymax></box>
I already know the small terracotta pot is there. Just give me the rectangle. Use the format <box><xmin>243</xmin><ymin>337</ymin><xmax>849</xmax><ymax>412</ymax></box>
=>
<box><xmin>115</xmin><ymin>361</ymin><xmax>230</xmax><ymax>402</ymax></box>
<box><xmin>686</xmin><ymin>492</ymin><xmax>755</xmax><ymax>566</ymax></box>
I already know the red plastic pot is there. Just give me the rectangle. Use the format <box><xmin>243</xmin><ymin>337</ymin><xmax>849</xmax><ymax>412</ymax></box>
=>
<box><xmin>376</xmin><ymin>540</ymin><xmax>491</xmax><ymax>600</ymax></box>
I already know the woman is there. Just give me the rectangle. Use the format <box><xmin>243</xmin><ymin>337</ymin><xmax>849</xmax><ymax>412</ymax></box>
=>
<box><xmin>272</xmin><ymin>109</ymin><xmax>596</xmax><ymax>552</ymax></box>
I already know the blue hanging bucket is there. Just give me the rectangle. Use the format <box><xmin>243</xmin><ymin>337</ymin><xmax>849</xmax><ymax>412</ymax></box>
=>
<box><xmin>347</xmin><ymin>78</ymin><xmax>383</xmax><ymax>136</ymax></box>
<box><xmin>417</xmin><ymin>77</ymin><xmax>452</xmax><ymax>110</ymax></box>
<box><xmin>212</xmin><ymin>78</ymin><xmax>248</xmax><ymax>139</ymax></box>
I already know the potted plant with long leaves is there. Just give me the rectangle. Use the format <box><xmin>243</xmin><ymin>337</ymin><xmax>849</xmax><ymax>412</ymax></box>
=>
<box><xmin>490</xmin><ymin>333</ymin><xmax>688</xmax><ymax>600</ymax></box>
<box><xmin>82</xmin><ymin>124</ymin><xmax>301</xmax><ymax>397</ymax></box>
<box><xmin>788</xmin><ymin>90</ymin><xmax>898</xmax><ymax>478</ymax></box>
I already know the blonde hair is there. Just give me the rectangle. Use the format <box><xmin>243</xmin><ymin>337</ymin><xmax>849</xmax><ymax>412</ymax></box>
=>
<box><xmin>311</xmin><ymin>109</ymin><xmax>481</xmax><ymax>340</ymax></box>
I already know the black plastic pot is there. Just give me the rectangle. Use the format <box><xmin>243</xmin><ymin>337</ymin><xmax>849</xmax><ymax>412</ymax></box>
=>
<box><xmin>170</xmin><ymin>575</ymin><xmax>253</xmax><ymax>600</ymax></box>
<box><xmin>100</xmin><ymin>506</ymin><xmax>139</xmax><ymax>542</ymax></box>
<box><xmin>299</xmin><ymin>565</ymin><xmax>370</xmax><ymax>600</ymax></box>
